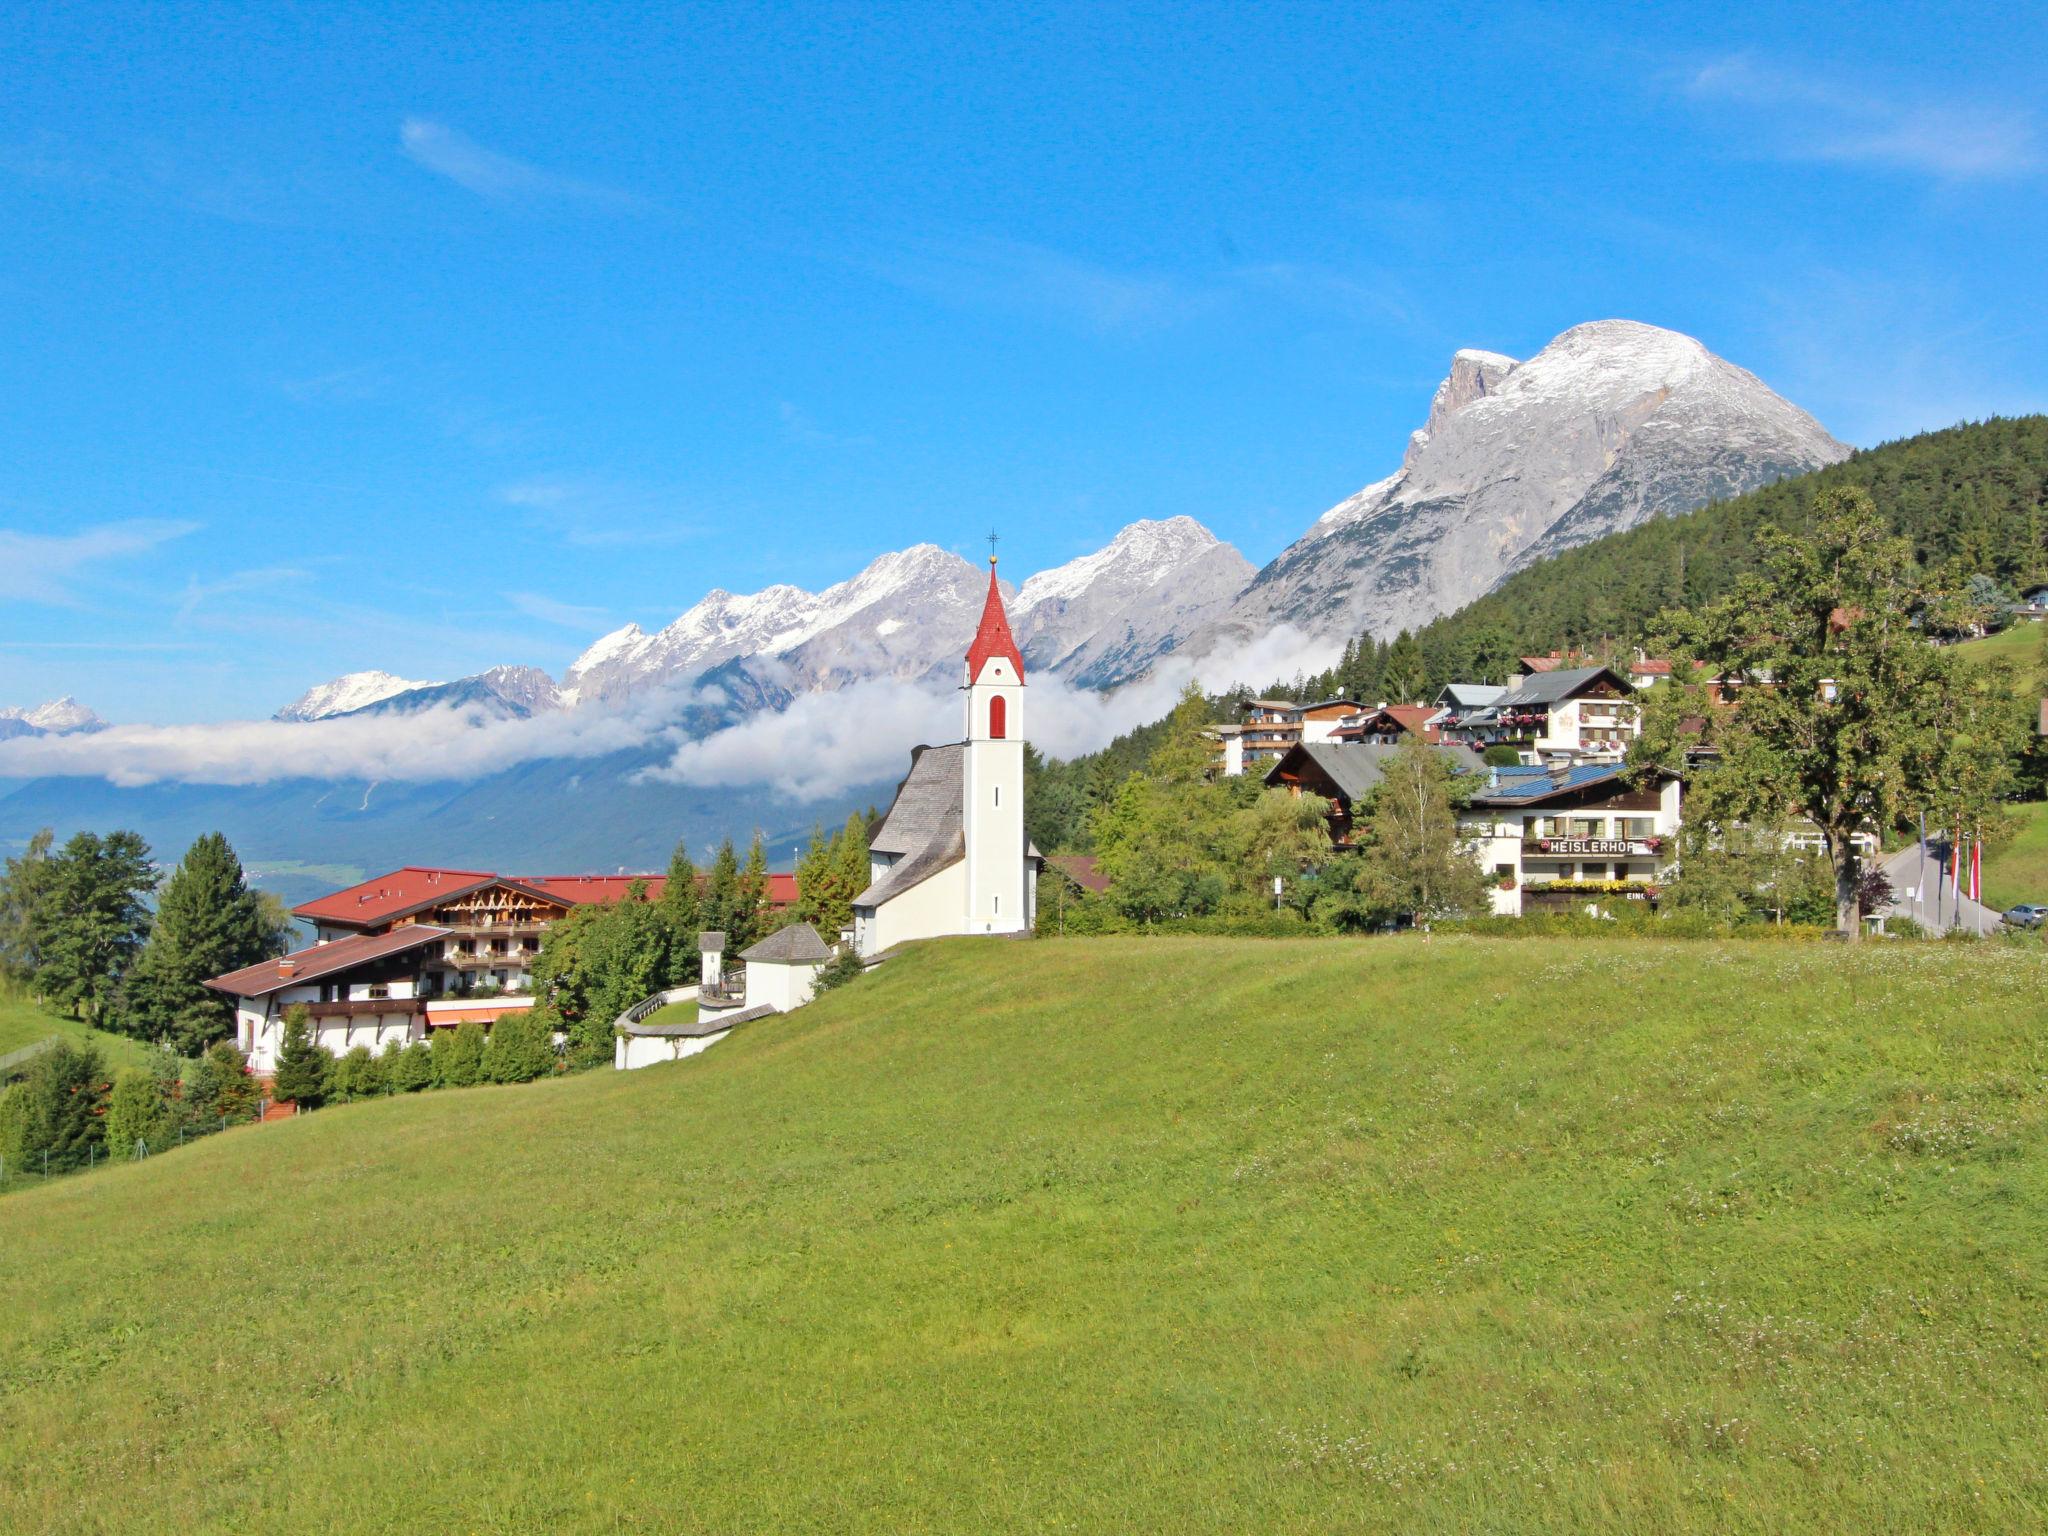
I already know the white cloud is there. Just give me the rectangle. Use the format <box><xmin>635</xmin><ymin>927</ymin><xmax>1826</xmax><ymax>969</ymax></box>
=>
<box><xmin>868</xmin><ymin>234</ymin><xmax>1211</xmax><ymax>334</ymax></box>
<box><xmin>505</xmin><ymin>590</ymin><xmax>612</xmax><ymax>630</ymax></box>
<box><xmin>0</xmin><ymin>624</ymin><xmax>1341</xmax><ymax>799</ymax></box>
<box><xmin>1682</xmin><ymin>56</ymin><xmax>2040</xmax><ymax>179</ymax></box>
<box><xmin>0</xmin><ymin>519</ymin><xmax>200</xmax><ymax>604</ymax></box>
<box><xmin>176</xmin><ymin>566</ymin><xmax>312</xmax><ymax>622</ymax></box>
<box><xmin>400</xmin><ymin>119</ymin><xmax>645</xmax><ymax>208</ymax></box>
<box><xmin>642</xmin><ymin>624</ymin><xmax>1341</xmax><ymax>801</ymax></box>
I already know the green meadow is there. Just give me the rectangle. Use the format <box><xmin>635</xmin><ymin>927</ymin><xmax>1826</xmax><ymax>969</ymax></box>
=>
<box><xmin>2</xmin><ymin>935</ymin><xmax>2045</xmax><ymax>1533</ymax></box>
<box><xmin>0</xmin><ymin>983</ymin><xmax>159</xmax><ymax>1074</ymax></box>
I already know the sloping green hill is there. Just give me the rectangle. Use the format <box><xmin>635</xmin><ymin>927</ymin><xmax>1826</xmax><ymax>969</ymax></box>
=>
<box><xmin>0</xmin><ymin>986</ymin><xmax>160</xmax><ymax>1074</ymax></box>
<box><xmin>3</xmin><ymin>936</ymin><xmax>2045</xmax><ymax>1532</ymax></box>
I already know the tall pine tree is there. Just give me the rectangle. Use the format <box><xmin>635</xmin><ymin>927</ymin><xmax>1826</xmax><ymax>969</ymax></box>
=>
<box><xmin>39</xmin><ymin>831</ymin><xmax>156</xmax><ymax>1027</ymax></box>
<box><xmin>659</xmin><ymin>839</ymin><xmax>702</xmax><ymax>982</ymax></box>
<box><xmin>122</xmin><ymin>832</ymin><xmax>277</xmax><ymax>1053</ymax></box>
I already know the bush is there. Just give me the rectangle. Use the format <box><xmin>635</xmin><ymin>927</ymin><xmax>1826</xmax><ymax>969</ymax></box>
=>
<box><xmin>435</xmin><ymin>1022</ymin><xmax>487</xmax><ymax>1088</ymax></box>
<box><xmin>0</xmin><ymin>1083</ymin><xmax>29</xmax><ymax>1165</ymax></box>
<box><xmin>485</xmin><ymin>1011</ymin><xmax>554</xmax><ymax>1084</ymax></box>
<box><xmin>271</xmin><ymin>1005</ymin><xmax>329</xmax><ymax>1108</ymax></box>
<box><xmin>329</xmin><ymin>1045</ymin><xmax>389</xmax><ymax>1101</ymax></box>
<box><xmin>812</xmin><ymin>946</ymin><xmax>866</xmax><ymax>994</ymax></box>
<box><xmin>104</xmin><ymin>1068</ymin><xmax>172</xmax><ymax>1159</ymax></box>
<box><xmin>11</xmin><ymin>1042</ymin><xmax>108</xmax><ymax>1172</ymax></box>
<box><xmin>390</xmin><ymin>1040</ymin><xmax>434</xmax><ymax>1093</ymax></box>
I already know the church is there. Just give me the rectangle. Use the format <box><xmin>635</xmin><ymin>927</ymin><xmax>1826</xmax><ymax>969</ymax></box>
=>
<box><xmin>852</xmin><ymin>556</ymin><xmax>1041</xmax><ymax>956</ymax></box>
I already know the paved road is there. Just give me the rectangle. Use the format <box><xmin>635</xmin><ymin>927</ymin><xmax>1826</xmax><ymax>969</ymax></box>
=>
<box><xmin>1880</xmin><ymin>841</ymin><xmax>2003</xmax><ymax>936</ymax></box>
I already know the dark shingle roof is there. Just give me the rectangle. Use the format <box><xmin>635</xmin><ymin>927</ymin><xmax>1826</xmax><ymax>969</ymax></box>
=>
<box><xmin>868</xmin><ymin>743</ymin><xmax>964</xmax><ymax>856</ymax></box>
<box><xmin>741</xmin><ymin>922</ymin><xmax>833</xmax><ymax>963</ymax></box>
<box><xmin>1264</xmin><ymin>741</ymin><xmax>1486</xmax><ymax>803</ymax></box>
<box><xmin>1496</xmin><ymin>665</ymin><xmax>1626</xmax><ymax>708</ymax></box>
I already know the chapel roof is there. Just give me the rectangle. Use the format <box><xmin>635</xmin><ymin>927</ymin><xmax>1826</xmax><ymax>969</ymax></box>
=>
<box><xmin>966</xmin><ymin>561</ymin><xmax>1025</xmax><ymax>683</ymax></box>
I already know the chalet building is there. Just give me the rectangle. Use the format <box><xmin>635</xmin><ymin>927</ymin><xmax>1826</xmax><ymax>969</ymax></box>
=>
<box><xmin>852</xmin><ymin>558</ymin><xmax>1042</xmax><ymax>956</ymax></box>
<box><xmin>1330</xmin><ymin>703</ymin><xmax>1446</xmax><ymax>745</ymax></box>
<box><xmin>1223</xmin><ymin>697</ymin><xmax>1365</xmax><ymax>775</ymax></box>
<box><xmin>1263</xmin><ymin>741</ymin><xmax>1486</xmax><ymax>846</ymax></box>
<box><xmin>1460</xmin><ymin>763</ymin><xmax>1683</xmax><ymax>916</ymax></box>
<box><xmin>1438</xmin><ymin>665</ymin><xmax>1641</xmax><ymax>762</ymax></box>
<box><xmin>209</xmin><ymin>864</ymin><xmax>797</xmax><ymax>1072</ymax></box>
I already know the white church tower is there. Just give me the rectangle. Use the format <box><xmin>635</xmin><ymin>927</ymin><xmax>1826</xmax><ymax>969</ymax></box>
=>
<box><xmin>849</xmin><ymin>550</ymin><xmax>1039</xmax><ymax>956</ymax></box>
<box><xmin>962</xmin><ymin>554</ymin><xmax>1029</xmax><ymax>934</ymax></box>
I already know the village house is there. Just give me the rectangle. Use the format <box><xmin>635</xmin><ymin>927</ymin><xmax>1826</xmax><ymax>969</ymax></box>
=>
<box><xmin>1437</xmin><ymin>665</ymin><xmax>1642</xmax><ymax>762</ymax></box>
<box><xmin>1459</xmin><ymin>762</ymin><xmax>1683</xmax><ymax>915</ymax></box>
<box><xmin>851</xmin><ymin>557</ymin><xmax>1042</xmax><ymax>956</ymax></box>
<box><xmin>208</xmin><ymin>864</ymin><xmax>797</xmax><ymax>1072</ymax></box>
<box><xmin>1220</xmin><ymin>696</ymin><xmax>1364</xmax><ymax>775</ymax></box>
<box><xmin>1263</xmin><ymin>740</ymin><xmax>1487</xmax><ymax>845</ymax></box>
<box><xmin>1329</xmin><ymin>703</ymin><xmax>1446</xmax><ymax>745</ymax></box>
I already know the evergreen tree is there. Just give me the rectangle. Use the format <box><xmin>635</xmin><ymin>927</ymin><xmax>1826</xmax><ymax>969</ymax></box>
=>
<box><xmin>485</xmin><ymin>1010</ymin><xmax>555</xmax><ymax>1083</ymax></box>
<box><xmin>700</xmin><ymin>840</ymin><xmax>741</xmax><ymax>942</ymax></box>
<box><xmin>330</xmin><ymin>1045</ymin><xmax>388</xmax><ymax>1101</ymax></box>
<box><xmin>122</xmin><ymin>832</ymin><xmax>276</xmax><ymax>1052</ymax></box>
<box><xmin>659</xmin><ymin>840</ymin><xmax>702</xmax><ymax>982</ymax></box>
<box><xmin>1379</xmin><ymin>630</ymin><xmax>1427</xmax><ymax>704</ymax></box>
<box><xmin>390</xmin><ymin>1040</ymin><xmax>435</xmax><ymax>1093</ymax></box>
<box><xmin>38</xmin><ymin>830</ymin><xmax>156</xmax><ymax>1026</ymax></box>
<box><xmin>436</xmin><ymin>1021</ymin><xmax>488</xmax><ymax>1088</ymax></box>
<box><xmin>0</xmin><ymin>827</ymin><xmax>58</xmax><ymax>983</ymax></box>
<box><xmin>829</xmin><ymin>811</ymin><xmax>871</xmax><ymax>933</ymax></box>
<box><xmin>104</xmin><ymin>1067</ymin><xmax>172</xmax><ymax>1158</ymax></box>
<box><xmin>271</xmin><ymin>1005</ymin><xmax>329</xmax><ymax>1106</ymax></box>
<box><xmin>1146</xmin><ymin>681</ymin><xmax>1217</xmax><ymax>786</ymax></box>
<box><xmin>793</xmin><ymin>824</ymin><xmax>833</xmax><ymax>930</ymax></box>
<box><xmin>731</xmin><ymin>835</ymin><xmax>770</xmax><ymax>953</ymax></box>
<box><xmin>15</xmin><ymin>1042</ymin><xmax>108</xmax><ymax>1171</ymax></box>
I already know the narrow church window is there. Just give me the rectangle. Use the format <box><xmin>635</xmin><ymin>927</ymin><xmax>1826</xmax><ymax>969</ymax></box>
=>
<box><xmin>994</xmin><ymin>785</ymin><xmax>1000</xmax><ymax>807</ymax></box>
<box><xmin>995</xmin><ymin>895</ymin><xmax>1000</xmax><ymax>915</ymax></box>
<box><xmin>990</xmin><ymin>694</ymin><xmax>1007</xmax><ymax>738</ymax></box>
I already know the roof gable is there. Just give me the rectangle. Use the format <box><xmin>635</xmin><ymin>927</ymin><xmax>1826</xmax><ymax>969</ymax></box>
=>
<box><xmin>207</xmin><ymin>926</ymin><xmax>452</xmax><ymax>997</ymax></box>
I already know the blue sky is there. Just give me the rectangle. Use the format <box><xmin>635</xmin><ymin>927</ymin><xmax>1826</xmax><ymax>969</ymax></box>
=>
<box><xmin>3</xmin><ymin>1</ymin><xmax>2043</xmax><ymax>723</ymax></box>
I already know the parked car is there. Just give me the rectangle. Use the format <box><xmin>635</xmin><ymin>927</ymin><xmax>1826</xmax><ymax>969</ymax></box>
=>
<box><xmin>2002</xmin><ymin>903</ymin><xmax>2047</xmax><ymax>929</ymax></box>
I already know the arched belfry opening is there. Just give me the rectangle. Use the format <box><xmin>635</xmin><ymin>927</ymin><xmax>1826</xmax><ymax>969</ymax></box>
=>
<box><xmin>989</xmin><ymin>694</ymin><xmax>1007</xmax><ymax>739</ymax></box>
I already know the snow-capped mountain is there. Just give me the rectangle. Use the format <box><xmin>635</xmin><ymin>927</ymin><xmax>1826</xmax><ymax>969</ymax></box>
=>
<box><xmin>559</xmin><ymin>523</ymin><xmax>1250</xmax><ymax>706</ymax></box>
<box><xmin>0</xmin><ymin>697</ymin><xmax>107</xmax><ymax>738</ymax></box>
<box><xmin>275</xmin><ymin>670</ymin><xmax>439</xmax><ymax>722</ymax></box>
<box><xmin>1012</xmin><ymin>517</ymin><xmax>1254</xmax><ymax>683</ymax></box>
<box><xmin>1209</xmin><ymin>320</ymin><xmax>1848</xmax><ymax>644</ymax></box>
<box><xmin>333</xmin><ymin>666</ymin><xmax>563</xmax><ymax>721</ymax></box>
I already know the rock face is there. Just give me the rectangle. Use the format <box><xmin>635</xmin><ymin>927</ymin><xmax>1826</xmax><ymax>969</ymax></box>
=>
<box><xmin>275</xmin><ymin>670</ymin><xmax>438</xmax><ymax>722</ymax></box>
<box><xmin>1013</xmin><ymin>517</ymin><xmax>1254</xmax><ymax>685</ymax></box>
<box><xmin>1212</xmin><ymin>321</ymin><xmax>1848</xmax><ymax>644</ymax></box>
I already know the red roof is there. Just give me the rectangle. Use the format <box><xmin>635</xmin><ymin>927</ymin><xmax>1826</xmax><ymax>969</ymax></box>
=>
<box><xmin>1046</xmin><ymin>854</ymin><xmax>1110</xmax><ymax>894</ymax></box>
<box><xmin>297</xmin><ymin>865</ymin><xmax>800</xmax><ymax>930</ymax></box>
<box><xmin>1632</xmin><ymin>659</ymin><xmax>1674</xmax><ymax>677</ymax></box>
<box><xmin>520</xmin><ymin>874</ymin><xmax>670</xmax><ymax>906</ymax></box>
<box><xmin>207</xmin><ymin>926</ymin><xmax>453</xmax><ymax>998</ymax></box>
<box><xmin>294</xmin><ymin>867</ymin><xmax>499</xmax><ymax>927</ymax></box>
<box><xmin>966</xmin><ymin>561</ymin><xmax>1025</xmax><ymax>684</ymax></box>
<box><xmin>1333</xmin><ymin>704</ymin><xmax>1441</xmax><ymax>743</ymax></box>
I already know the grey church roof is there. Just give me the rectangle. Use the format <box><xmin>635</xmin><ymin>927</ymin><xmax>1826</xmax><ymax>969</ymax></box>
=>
<box><xmin>741</xmin><ymin>922</ymin><xmax>833</xmax><ymax>964</ymax></box>
<box><xmin>853</xmin><ymin>738</ymin><xmax>1038</xmax><ymax>913</ymax></box>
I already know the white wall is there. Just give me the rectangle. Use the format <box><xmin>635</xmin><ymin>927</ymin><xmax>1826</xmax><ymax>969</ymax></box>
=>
<box><xmin>859</xmin><ymin>859</ymin><xmax>970</xmax><ymax>956</ymax></box>
<box><xmin>616</xmin><ymin>1029</ymin><xmax>731</xmax><ymax>1071</ymax></box>
<box><xmin>964</xmin><ymin>654</ymin><xmax>1028</xmax><ymax>937</ymax></box>
<box><xmin>748</xmin><ymin>958</ymin><xmax>823</xmax><ymax>1013</ymax></box>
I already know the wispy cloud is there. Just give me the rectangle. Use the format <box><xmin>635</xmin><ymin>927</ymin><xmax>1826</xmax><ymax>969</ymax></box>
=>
<box><xmin>505</xmin><ymin>591</ymin><xmax>612</xmax><ymax>630</ymax></box>
<box><xmin>496</xmin><ymin>476</ymin><xmax>703</xmax><ymax>548</ymax></box>
<box><xmin>0</xmin><ymin>519</ymin><xmax>200</xmax><ymax>605</ymax></box>
<box><xmin>176</xmin><ymin>566</ymin><xmax>313</xmax><ymax>623</ymax></box>
<box><xmin>1683</xmin><ymin>56</ymin><xmax>2040</xmax><ymax>179</ymax></box>
<box><xmin>867</xmin><ymin>235</ymin><xmax>1211</xmax><ymax>334</ymax></box>
<box><xmin>400</xmin><ymin>118</ymin><xmax>646</xmax><ymax>209</ymax></box>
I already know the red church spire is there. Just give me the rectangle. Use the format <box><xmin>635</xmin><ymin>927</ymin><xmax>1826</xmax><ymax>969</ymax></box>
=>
<box><xmin>966</xmin><ymin>556</ymin><xmax>1025</xmax><ymax>684</ymax></box>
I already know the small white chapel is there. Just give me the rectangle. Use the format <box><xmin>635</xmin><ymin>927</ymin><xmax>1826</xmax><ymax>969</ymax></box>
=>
<box><xmin>851</xmin><ymin>556</ymin><xmax>1041</xmax><ymax>956</ymax></box>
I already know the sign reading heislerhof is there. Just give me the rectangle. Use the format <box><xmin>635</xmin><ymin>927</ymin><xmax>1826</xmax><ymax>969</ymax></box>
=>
<box><xmin>1534</xmin><ymin>837</ymin><xmax>1654</xmax><ymax>855</ymax></box>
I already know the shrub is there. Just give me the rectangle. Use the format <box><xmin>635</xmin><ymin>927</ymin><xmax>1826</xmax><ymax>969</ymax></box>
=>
<box><xmin>330</xmin><ymin>1045</ymin><xmax>388</xmax><ymax>1101</ymax></box>
<box><xmin>104</xmin><ymin>1068</ymin><xmax>172</xmax><ymax>1159</ymax></box>
<box><xmin>484</xmin><ymin>1011</ymin><xmax>554</xmax><ymax>1084</ymax></box>
<box><xmin>812</xmin><ymin>946</ymin><xmax>865</xmax><ymax>994</ymax></box>
<box><xmin>12</xmin><ymin>1042</ymin><xmax>108</xmax><ymax>1172</ymax></box>
<box><xmin>390</xmin><ymin>1040</ymin><xmax>434</xmax><ymax>1093</ymax></box>
<box><xmin>0</xmin><ymin>1083</ymin><xmax>29</xmax><ymax>1165</ymax></box>
<box><xmin>271</xmin><ymin>1005</ymin><xmax>329</xmax><ymax>1108</ymax></box>
<box><xmin>435</xmin><ymin>1022</ymin><xmax>487</xmax><ymax>1088</ymax></box>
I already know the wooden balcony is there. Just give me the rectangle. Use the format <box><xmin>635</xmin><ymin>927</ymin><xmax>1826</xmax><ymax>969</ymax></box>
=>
<box><xmin>304</xmin><ymin>999</ymin><xmax>423</xmax><ymax>1019</ymax></box>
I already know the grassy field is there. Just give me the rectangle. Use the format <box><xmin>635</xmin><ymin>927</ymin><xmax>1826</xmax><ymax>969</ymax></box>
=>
<box><xmin>1982</xmin><ymin>801</ymin><xmax>2048</xmax><ymax>911</ymax></box>
<box><xmin>1956</xmin><ymin>619</ymin><xmax>2048</xmax><ymax>685</ymax></box>
<box><xmin>643</xmin><ymin>997</ymin><xmax>699</xmax><ymax>1026</ymax></box>
<box><xmin>3</xmin><ymin>935</ymin><xmax>2046</xmax><ymax>1533</ymax></box>
<box><xmin>0</xmin><ymin>984</ymin><xmax>160</xmax><ymax>1073</ymax></box>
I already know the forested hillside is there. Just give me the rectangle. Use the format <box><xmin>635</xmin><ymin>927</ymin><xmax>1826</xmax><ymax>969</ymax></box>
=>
<box><xmin>1318</xmin><ymin>415</ymin><xmax>2048</xmax><ymax>703</ymax></box>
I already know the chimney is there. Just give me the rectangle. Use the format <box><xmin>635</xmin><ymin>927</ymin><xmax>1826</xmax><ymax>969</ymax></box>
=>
<box><xmin>278</xmin><ymin>958</ymin><xmax>297</xmax><ymax>978</ymax></box>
